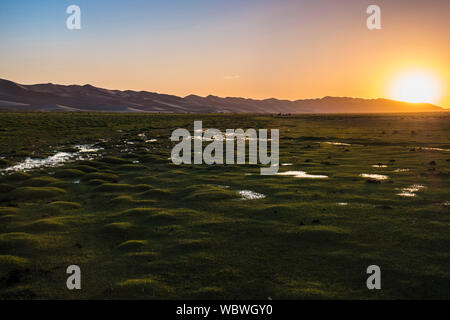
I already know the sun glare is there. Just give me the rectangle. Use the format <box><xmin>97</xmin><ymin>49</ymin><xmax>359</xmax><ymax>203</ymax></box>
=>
<box><xmin>390</xmin><ymin>71</ymin><xmax>441</xmax><ymax>104</ymax></box>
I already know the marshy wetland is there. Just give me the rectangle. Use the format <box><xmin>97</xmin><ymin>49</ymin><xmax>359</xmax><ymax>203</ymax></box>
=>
<box><xmin>0</xmin><ymin>112</ymin><xmax>449</xmax><ymax>299</ymax></box>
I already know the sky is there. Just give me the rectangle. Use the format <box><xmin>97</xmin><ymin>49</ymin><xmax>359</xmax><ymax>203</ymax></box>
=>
<box><xmin>0</xmin><ymin>0</ymin><xmax>449</xmax><ymax>107</ymax></box>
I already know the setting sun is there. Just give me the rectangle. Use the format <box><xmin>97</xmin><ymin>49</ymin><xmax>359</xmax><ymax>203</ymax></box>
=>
<box><xmin>390</xmin><ymin>71</ymin><xmax>442</xmax><ymax>104</ymax></box>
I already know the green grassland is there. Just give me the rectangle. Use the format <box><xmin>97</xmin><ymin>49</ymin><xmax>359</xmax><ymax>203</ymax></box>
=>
<box><xmin>0</xmin><ymin>112</ymin><xmax>449</xmax><ymax>299</ymax></box>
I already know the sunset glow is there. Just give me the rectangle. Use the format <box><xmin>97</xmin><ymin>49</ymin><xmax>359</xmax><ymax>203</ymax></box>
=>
<box><xmin>390</xmin><ymin>71</ymin><xmax>442</xmax><ymax>104</ymax></box>
<box><xmin>0</xmin><ymin>1</ymin><xmax>449</xmax><ymax>108</ymax></box>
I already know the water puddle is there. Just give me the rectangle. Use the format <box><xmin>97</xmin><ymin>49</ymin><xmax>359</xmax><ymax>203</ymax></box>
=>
<box><xmin>192</xmin><ymin>133</ymin><xmax>272</xmax><ymax>142</ymax></box>
<box><xmin>1</xmin><ymin>144</ymin><xmax>103</xmax><ymax>173</ymax></box>
<box><xmin>372</xmin><ymin>165</ymin><xmax>387</xmax><ymax>168</ymax></box>
<box><xmin>77</xmin><ymin>144</ymin><xmax>102</xmax><ymax>153</ymax></box>
<box><xmin>214</xmin><ymin>185</ymin><xmax>230</xmax><ymax>189</ymax></box>
<box><xmin>337</xmin><ymin>202</ymin><xmax>348</xmax><ymax>206</ymax></box>
<box><xmin>359</xmin><ymin>173</ymin><xmax>389</xmax><ymax>180</ymax></box>
<box><xmin>277</xmin><ymin>171</ymin><xmax>328</xmax><ymax>178</ymax></box>
<box><xmin>396</xmin><ymin>184</ymin><xmax>426</xmax><ymax>197</ymax></box>
<box><xmin>192</xmin><ymin>135</ymin><xmax>220</xmax><ymax>142</ymax></box>
<box><xmin>322</xmin><ymin>141</ymin><xmax>351</xmax><ymax>146</ymax></box>
<box><xmin>394</xmin><ymin>168</ymin><xmax>409</xmax><ymax>173</ymax></box>
<box><xmin>417</xmin><ymin>147</ymin><xmax>450</xmax><ymax>152</ymax></box>
<box><xmin>281</xmin><ymin>163</ymin><xmax>293</xmax><ymax>166</ymax></box>
<box><xmin>145</xmin><ymin>139</ymin><xmax>157</xmax><ymax>143</ymax></box>
<box><xmin>238</xmin><ymin>190</ymin><xmax>266</xmax><ymax>200</ymax></box>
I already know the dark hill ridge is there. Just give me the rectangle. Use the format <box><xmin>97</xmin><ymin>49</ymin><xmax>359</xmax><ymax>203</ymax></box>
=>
<box><xmin>0</xmin><ymin>78</ymin><xmax>444</xmax><ymax>113</ymax></box>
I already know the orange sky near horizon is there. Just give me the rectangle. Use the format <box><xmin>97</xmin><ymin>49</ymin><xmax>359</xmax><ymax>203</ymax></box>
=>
<box><xmin>0</xmin><ymin>0</ymin><xmax>449</xmax><ymax>108</ymax></box>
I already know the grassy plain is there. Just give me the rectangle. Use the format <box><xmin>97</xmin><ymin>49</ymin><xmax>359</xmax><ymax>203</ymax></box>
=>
<box><xmin>0</xmin><ymin>112</ymin><xmax>449</xmax><ymax>299</ymax></box>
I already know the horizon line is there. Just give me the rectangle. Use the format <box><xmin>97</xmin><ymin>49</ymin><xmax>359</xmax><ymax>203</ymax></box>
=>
<box><xmin>3</xmin><ymin>77</ymin><xmax>448</xmax><ymax>109</ymax></box>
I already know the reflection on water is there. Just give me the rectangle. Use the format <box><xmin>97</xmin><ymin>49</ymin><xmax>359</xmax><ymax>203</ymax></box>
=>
<box><xmin>397</xmin><ymin>184</ymin><xmax>426</xmax><ymax>197</ymax></box>
<box><xmin>77</xmin><ymin>144</ymin><xmax>102</xmax><ymax>153</ymax></box>
<box><xmin>394</xmin><ymin>168</ymin><xmax>409</xmax><ymax>172</ymax></box>
<box><xmin>359</xmin><ymin>173</ymin><xmax>389</xmax><ymax>180</ymax></box>
<box><xmin>192</xmin><ymin>133</ymin><xmax>271</xmax><ymax>142</ymax></box>
<box><xmin>322</xmin><ymin>141</ymin><xmax>351</xmax><ymax>146</ymax></box>
<box><xmin>1</xmin><ymin>144</ymin><xmax>103</xmax><ymax>173</ymax></box>
<box><xmin>238</xmin><ymin>190</ymin><xmax>266</xmax><ymax>200</ymax></box>
<box><xmin>418</xmin><ymin>147</ymin><xmax>450</xmax><ymax>152</ymax></box>
<box><xmin>277</xmin><ymin>171</ymin><xmax>328</xmax><ymax>178</ymax></box>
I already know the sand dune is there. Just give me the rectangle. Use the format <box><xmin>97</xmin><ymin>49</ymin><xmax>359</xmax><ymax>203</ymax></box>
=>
<box><xmin>0</xmin><ymin>78</ymin><xmax>444</xmax><ymax>113</ymax></box>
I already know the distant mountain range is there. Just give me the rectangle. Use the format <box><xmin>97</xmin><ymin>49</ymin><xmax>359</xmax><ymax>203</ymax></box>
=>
<box><xmin>0</xmin><ymin>78</ymin><xmax>445</xmax><ymax>113</ymax></box>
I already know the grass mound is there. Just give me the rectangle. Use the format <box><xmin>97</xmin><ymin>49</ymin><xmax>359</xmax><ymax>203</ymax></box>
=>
<box><xmin>5</xmin><ymin>172</ymin><xmax>31</xmax><ymax>182</ymax></box>
<box><xmin>118</xmin><ymin>164</ymin><xmax>147</xmax><ymax>171</ymax></box>
<box><xmin>100</xmin><ymin>156</ymin><xmax>130</xmax><ymax>164</ymax></box>
<box><xmin>22</xmin><ymin>176</ymin><xmax>61</xmax><ymax>187</ymax></box>
<box><xmin>0</xmin><ymin>215</ymin><xmax>16</xmax><ymax>223</ymax></box>
<box><xmin>54</xmin><ymin>169</ymin><xmax>85</xmax><ymax>178</ymax></box>
<box><xmin>117</xmin><ymin>240</ymin><xmax>148</xmax><ymax>251</ymax></box>
<box><xmin>0</xmin><ymin>184</ymin><xmax>15</xmax><ymax>193</ymax></box>
<box><xmin>8</xmin><ymin>187</ymin><xmax>67</xmax><ymax>201</ymax></box>
<box><xmin>126</xmin><ymin>251</ymin><xmax>158</xmax><ymax>259</ymax></box>
<box><xmin>138</xmin><ymin>187</ymin><xmax>174</xmax><ymax>198</ymax></box>
<box><xmin>0</xmin><ymin>158</ymin><xmax>12</xmax><ymax>167</ymax></box>
<box><xmin>70</xmin><ymin>164</ymin><xmax>99</xmax><ymax>173</ymax></box>
<box><xmin>138</xmin><ymin>155</ymin><xmax>167</xmax><ymax>164</ymax></box>
<box><xmin>27</xmin><ymin>218</ymin><xmax>64</xmax><ymax>229</ymax></box>
<box><xmin>0</xmin><ymin>255</ymin><xmax>29</xmax><ymax>274</ymax></box>
<box><xmin>86</xmin><ymin>179</ymin><xmax>109</xmax><ymax>186</ymax></box>
<box><xmin>48</xmin><ymin>201</ymin><xmax>82</xmax><ymax>210</ymax></box>
<box><xmin>183</xmin><ymin>185</ymin><xmax>238</xmax><ymax>201</ymax></box>
<box><xmin>103</xmin><ymin>222</ymin><xmax>134</xmax><ymax>231</ymax></box>
<box><xmin>145</xmin><ymin>211</ymin><xmax>178</xmax><ymax>223</ymax></box>
<box><xmin>133</xmin><ymin>184</ymin><xmax>152</xmax><ymax>192</ymax></box>
<box><xmin>116</xmin><ymin>277</ymin><xmax>173</xmax><ymax>296</ymax></box>
<box><xmin>134</xmin><ymin>176</ymin><xmax>161</xmax><ymax>185</ymax></box>
<box><xmin>47</xmin><ymin>181</ymin><xmax>72</xmax><ymax>189</ymax></box>
<box><xmin>0</xmin><ymin>207</ymin><xmax>20</xmax><ymax>215</ymax></box>
<box><xmin>94</xmin><ymin>183</ymin><xmax>135</xmax><ymax>193</ymax></box>
<box><xmin>77</xmin><ymin>160</ymin><xmax>108</xmax><ymax>168</ymax></box>
<box><xmin>117</xmin><ymin>208</ymin><xmax>159</xmax><ymax>217</ymax></box>
<box><xmin>82</xmin><ymin>172</ymin><xmax>119</xmax><ymax>182</ymax></box>
<box><xmin>110</xmin><ymin>195</ymin><xmax>155</xmax><ymax>207</ymax></box>
<box><xmin>0</xmin><ymin>232</ymin><xmax>39</xmax><ymax>249</ymax></box>
<box><xmin>193</xmin><ymin>287</ymin><xmax>224</xmax><ymax>299</ymax></box>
